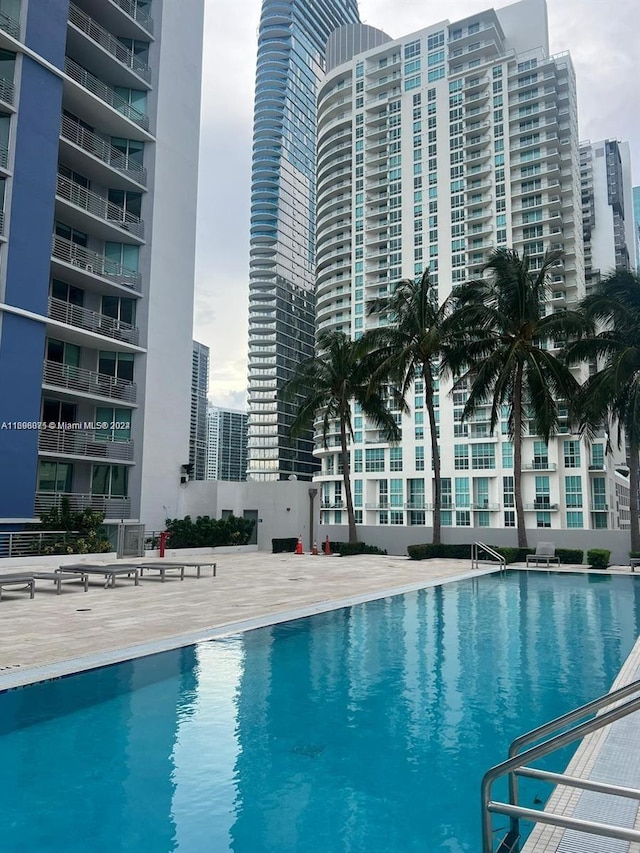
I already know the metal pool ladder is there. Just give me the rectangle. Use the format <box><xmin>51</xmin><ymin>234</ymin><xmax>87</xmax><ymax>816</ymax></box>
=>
<box><xmin>472</xmin><ymin>541</ymin><xmax>506</xmax><ymax>574</ymax></box>
<box><xmin>481</xmin><ymin>678</ymin><xmax>640</xmax><ymax>852</ymax></box>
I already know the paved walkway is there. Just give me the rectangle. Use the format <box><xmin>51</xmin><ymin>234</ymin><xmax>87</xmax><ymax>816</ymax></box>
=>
<box><xmin>0</xmin><ymin>552</ymin><xmax>480</xmax><ymax>688</ymax></box>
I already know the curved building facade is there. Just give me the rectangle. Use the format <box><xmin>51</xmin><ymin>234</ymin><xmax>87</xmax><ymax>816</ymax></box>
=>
<box><xmin>246</xmin><ymin>0</ymin><xmax>360</xmax><ymax>482</ymax></box>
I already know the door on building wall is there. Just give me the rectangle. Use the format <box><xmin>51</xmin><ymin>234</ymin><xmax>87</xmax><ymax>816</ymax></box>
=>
<box><xmin>243</xmin><ymin>510</ymin><xmax>258</xmax><ymax>545</ymax></box>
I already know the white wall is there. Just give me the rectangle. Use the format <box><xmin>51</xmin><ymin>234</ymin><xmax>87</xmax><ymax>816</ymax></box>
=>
<box><xmin>181</xmin><ymin>480</ymin><xmax>322</xmax><ymax>551</ymax></box>
<box><xmin>138</xmin><ymin>0</ymin><xmax>205</xmax><ymax>530</ymax></box>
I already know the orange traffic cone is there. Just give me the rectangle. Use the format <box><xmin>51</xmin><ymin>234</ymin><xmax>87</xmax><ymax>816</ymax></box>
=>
<box><xmin>295</xmin><ymin>534</ymin><xmax>303</xmax><ymax>555</ymax></box>
<box><xmin>324</xmin><ymin>535</ymin><xmax>331</xmax><ymax>556</ymax></box>
<box><xmin>312</xmin><ymin>540</ymin><xmax>318</xmax><ymax>556</ymax></box>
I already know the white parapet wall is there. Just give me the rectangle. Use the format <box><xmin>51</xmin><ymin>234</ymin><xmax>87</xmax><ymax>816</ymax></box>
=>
<box><xmin>180</xmin><ymin>480</ymin><xmax>322</xmax><ymax>552</ymax></box>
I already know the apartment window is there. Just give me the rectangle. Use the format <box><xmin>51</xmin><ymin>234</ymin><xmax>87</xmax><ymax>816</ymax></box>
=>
<box><xmin>390</xmin><ymin>478</ymin><xmax>403</xmax><ymax>508</ymax></box>
<box><xmin>98</xmin><ymin>351</ymin><xmax>134</xmax><ymax>382</ymax></box>
<box><xmin>536</xmin><ymin>512</ymin><xmax>551</xmax><ymax>528</ymax></box>
<box><xmin>404</xmin><ymin>40</ymin><xmax>421</xmax><ymax>59</ymax></box>
<box><xmin>504</xmin><ymin>511</ymin><xmax>515</xmax><ymax>527</ymax></box>
<box><xmin>55</xmin><ymin>221</ymin><xmax>87</xmax><ymax>247</ymax></box>
<box><xmin>405</xmin><ymin>75</ymin><xmax>421</xmax><ymax>91</ymax></box>
<box><xmin>564</xmin><ymin>440</ymin><xmax>580</xmax><ymax>468</ymax></box>
<box><xmin>408</xmin><ymin>478</ymin><xmax>425</xmax><ymax>509</ymax></box>
<box><xmin>353</xmin><ymin>480</ymin><xmax>362</xmax><ymax>508</ymax></box>
<box><xmin>365</xmin><ymin>448</ymin><xmax>385</xmax><ymax>472</ymax></box>
<box><xmin>591</xmin><ymin>444</ymin><xmax>604</xmax><ymax>469</ymax></box>
<box><xmin>38</xmin><ymin>461</ymin><xmax>73</xmax><ymax>493</ymax></box>
<box><xmin>105</xmin><ymin>242</ymin><xmax>139</xmax><ymax>273</ymax></box>
<box><xmin>472</xmin><ymin>443</ymin><xmax>495</xmax><ymax>469</ymax></box>
<box><xmin>455</xmin><ymin>477</ymin><xmax>470</xmax><ymax>508</ymax></box>
<box><xmin>456</xmin><ymin>510</ymin><xmax>471</xmax><ymax>527</ymax></box>
<box><xmin>535</xmin><ymin>475</ymin><xmax>550</xmax><ymax>507</ymax></box>
<box><xmin>592</xmin><ymin>477</ymin><xmax>607</xmax><ymax>510</ymax></box>
<box><xmin>565</xmin><ymin>476</ymin><xmax>582</xmax><ymax>508</ymax></box>
<box><xmin>503</xmin><ymin>476</ymin><xmax>514</xmax><ymax>508</ymax></box>
<box><xmin>102</xmin><ymin>295</ymin><xmax>136</xmax><ymax>326</ymax></box>
<box><xmin>92</xmin><ymin>464</ymin><xmax>129</xmax><ymax>497</ymax></box>
<box><xmin>390</xmin><ymin>511</ymin><xmax>404</xmax><ymax>525</ymax></box>
<box><xmin>95</xmin><ymin>407</ymin><xmax>131</xmax><ymax>442</ymax></box>
<box><xmin>566</xmin><ymin>511</ymin><xmax>583</xmax><ymax>528</ymax></box>
<box><xmin>427</xmin><ymin>31</ymin><xmax>444</xmax><ymax>50</ymax></box>
<box><xmin>415</xmin><ymin>446</ymin><xmax>425</xmax><ymax>471</ymax></box>
<box><xmin>51</xmin><ymin>279</ymin><xmax>83</xmax><ymax>307</ymax></box>
<box><xmin>354</xmin><ymin>449</ymin><xmax>363</xmax><ymax>472</ymax></box>
<box><xmin>390</xmin><ymin>446</ymin><xmax>403</xmax><ymax>471</ymax></box>
<box><xmin>428</xmin><ymin>68</ymin><xmax>445</xmax><ymax>83</ymax></box>
<box><xmin>533</xmin><ymin>441</ymin><xmax>548</xmax><ymax>469</ymax></box>
<box><xmin>441</xmin><ymin>478</ymin><xmax>452</xmax><ymax>508</ymax></box>
<box><xmin>502</xmin><ymin>442</ymin><xmax>513</xmax><ymax>469</ymax></box>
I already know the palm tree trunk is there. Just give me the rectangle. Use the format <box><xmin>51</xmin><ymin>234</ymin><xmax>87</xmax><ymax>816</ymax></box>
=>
<box><xmin>513</xmin><ymin>361</ymin><xmax>528</xmax><ymax>549</ymax></box>
<box><xmin>629</xmin><ymin>441</ymin><xmax>640</xmax><ymax>554</ymax></box>
<box><xmin>424</xmin><ymin>371</ymin><xmax>441</xmax><ymax>545</ymax></box>
<box><xmin>340</xmin><ymin>416</ymin><xmax>357</xmax><ymax>544</ymax></box>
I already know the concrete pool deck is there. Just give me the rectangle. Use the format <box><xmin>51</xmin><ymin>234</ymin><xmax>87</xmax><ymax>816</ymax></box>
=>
<box><xmin>1</xmin><ymin>552</ymin><xmax>639</xmax><ymax>851</ymax></box>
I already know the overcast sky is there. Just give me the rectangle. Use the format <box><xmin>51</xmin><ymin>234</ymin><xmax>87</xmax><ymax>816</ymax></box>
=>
<box><xmin>195</xmin><ymin>0</ymin><xmax>640</xmax><ymax>410</ymax></box>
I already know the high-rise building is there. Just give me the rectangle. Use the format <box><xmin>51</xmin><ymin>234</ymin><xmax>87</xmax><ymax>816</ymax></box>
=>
<box><xmin>0</xmin><ymin>0</ymin><xmax>204</xmax><ymax>531</ymax></box>
<box><xmin>633</xmin><ymin>186</ymin><xmax>640</xmax><ymax>276</ymax></box>
<box><xmin>314</xmin><ymin>0</ymin><xmax>627</xmax><ymax>533</ymax></box>
<box><xmin>190</xmin><ymin>341</ymin><xmax>210</xmax><ymax>481</ymax></box>
<box><xmin>207</xmin><ymin>405</ymin><xmax>248</xmax><ymax>482</ymax></box>
<box><xmin>246</xmin><ymin>0</ymin><xmax>361</xmax><ymax>483</ymax></box>
<box><xmin>580</xmin><ymin>139</ymin><xmax>636</xmax><ymax>289</ymax></box>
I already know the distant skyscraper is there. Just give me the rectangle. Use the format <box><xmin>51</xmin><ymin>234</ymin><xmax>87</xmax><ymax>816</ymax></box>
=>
<box><xmin>190</xmin><ymin>341</ymin><xmax>209</xmax><ymax>481</ymax></box>
<box><xmin>580</xmin><ymin>139</ymin><xmax>636</xmax><ymax>288</ymax></box>
<box><xmin>246</xmin><ymin>0</ymin><xmax>360</xmax><ymax>482</ymax></box>
<box><xmin>207</xmin><ymin>405</ymin><xmax>248</xmax><ymax>482</ymax></box>
<box><xmin>633</xmin><ymin>186</ymin><xmax>640</xmax><ymax>276</ymax></box>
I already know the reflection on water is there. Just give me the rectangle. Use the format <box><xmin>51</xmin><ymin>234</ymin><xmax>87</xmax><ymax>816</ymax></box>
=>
<box><xmin>1</xmin><ymin>573</ymin><xmax>639</xmax><ymax>853</ymax></box>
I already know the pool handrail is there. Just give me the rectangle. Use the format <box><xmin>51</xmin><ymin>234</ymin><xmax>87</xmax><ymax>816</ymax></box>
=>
<box><xmin>472</xmin><ymin>541</ymin><xmax>507</xmax><ymax>573</ymax></box>
<box><xmin>481</xmin><ymin>678</ymin><xmax>640</xmax><ymax>852</ymax></box>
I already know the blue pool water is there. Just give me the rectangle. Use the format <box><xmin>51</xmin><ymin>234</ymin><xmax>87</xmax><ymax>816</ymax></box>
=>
<box><xmin>2</xmin><ymin>571</ymin><xmax>640</xmax><ymax>853</ymax></box>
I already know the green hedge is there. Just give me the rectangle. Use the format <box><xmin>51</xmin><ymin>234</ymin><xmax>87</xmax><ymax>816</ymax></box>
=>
<box><xmin>587</xmin><ymin>548</ymin><xmax>610</xmax><ymax>569</ymax></box>
<box><xmin>165</xmin><ymin>514</ymin><xmax>254</xmax><ymax>549</ymax></box>
<box><xmin>333</xmin><ymin>542</ymin><xmax>387</xmax><ymax>557</ymax></box>
<box><xmin>555</xmin><ymin>548</ymin><xmax>584</xmax><ymax>564</ymax></box>
<box><xmin>272</xmin><ymin>537</ymin><xmax>298</xmax><ymax>554</ymax></box>
<box><xmin>407</xmin><ymin>543</ymin><xmax>473</xmax><ymax>561</ymax></box>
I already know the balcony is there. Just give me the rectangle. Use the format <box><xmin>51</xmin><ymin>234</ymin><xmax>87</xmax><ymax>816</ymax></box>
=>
<box><xmin>0</xmin><ymin>75</ymin><xmax>14</xmax><ymax>108</ymax></box>
<box><xmin>59</xmin><ymin>114</ymin><xmax>147</xmax><ymax>188</ymax></box>
<box><xmin>68</xmin><ymin>3</ymin><xmax>151</xmax><ymax>85</ymax></box>
<box><xmin>588</xmin><ymin>463</ymin><xmax>606</xmax><ymax>471</ymax></box>
<box><xmin>64</xmin><ymin>57</ymin><xmax>149</xmax><ymax>133</ymax></box>
<box><xmin>591</xmin><ymin>503</ymin><xmax>609</xmax><ymax>512</ymax></box>
<box><xmin>524</xmin><ymin>502</ymin><xmax>559</xmax><ymax>510</ymax></box>
<box><xmin>38</xmin><ymin>428</ymin><xmax>134</xmax><ymax>461</ymax></box>
<box><xmin>42</xmin><ymin>360</ymin><xmax>137</xmax><ymax>403</ymax></box>
<box><xmin>471</xmin><ymin>502</ymin><xmax>500</xmax><ymax>511</ymax></box>
<box><xmin>35</xmin><ymin>492</ymin><xmax>131</xmax><ymax>519</ymax></box>
<box><xmin>48</xmin><ymin>296</ymin><xmax>140</xmax><ymax>346</ymax></box>
<box><xmin>56</xmin><ymin>173</ymin><xmax>144</xmax><ymax>239</ymax></box>
<box><xmin>523</xmin><ymin>461</ymin><xmax>557</xmax><ymax>471</ymax></box>
<box><xmin>52</xmin><ymin>235</ymin><xmax>142</xmax><ymax>293</ymax></box>
<box><xmin>0</xmin><ymin>8</ymin><xmax>19</xmax><ymax>40</ymax></box>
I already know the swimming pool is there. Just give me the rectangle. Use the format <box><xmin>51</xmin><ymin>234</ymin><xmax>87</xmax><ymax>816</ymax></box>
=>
<box><xmin>2</xmin><ymin>571</ymin><xmax>639</xmax><ymax>852</ymax></box>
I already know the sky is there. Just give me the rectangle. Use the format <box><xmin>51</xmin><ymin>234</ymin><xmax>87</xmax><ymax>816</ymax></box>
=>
<box><xmin>195</xmin><ymin>0</ymin><xmax>640</xmax><ymax>410</ymax></box>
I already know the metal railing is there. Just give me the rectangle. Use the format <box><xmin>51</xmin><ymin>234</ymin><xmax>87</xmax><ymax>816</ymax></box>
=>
<box><xmin>0</xmin><ymin>75</ymin><xmax>14</xmax><ymax>106</ymax></box>
<box><xmin>48</xmin><ymin>296</ymin><xmax>140</xmax><ymax>345</ymax></box>
<box><xmin>42</xmin><ymin>360</ymin><xmax>137</xmax><ymax>403</ymax></box>
<box><xmin>35</xmin><ymin>492</ymin><xmax>131</xmax><ymax>518</ymax></box>
<box><xmin>0</xmin><ymin>530</ymin><xmax>86</xmax><ymax>559</ymax></box>
<box><xmin>482</xmin><ymin>679</ymin><xmax>640</xmax><ymax>852</ymax></box>
<box><xmin>56</xmin><ymin>173</ymin><xmax>144</xmax><ymax>237</ymax></box>
<box><xmin>64</xmin><ymin>57</ymin><xmax>149</xmax><ymax>131</ymax></box>
<box><xmin>0</xmin><ymin>8</ymin><xmax>19</xmax><ymax>40</ymax></box>
<box><xmin>68</xmin><ymin>3</ymin><xmax>151</xmax><ymax>82</ymax></box>
<box><xmin>60</xmin><ymin>114</ymin><xmax>147</xmax><ymax>186</ymax></box>
<box><xmin>112</xmin><ymin>0</ymin><xmax>154</xmax><ymax>33</ymax></box>
<box><xmin>51</xmin><ymin>234</ymin><xmax>142</xmax><ymax>292</ymax></box>
<box><xmin>38</xmin><ymin>428</ymin><xmax>134</xmax><ymax>461</ymax></box>
<box><xmin>472</xmin><ymin>541</ymin><xmax>506</xmax><ymax>572</ymax></box>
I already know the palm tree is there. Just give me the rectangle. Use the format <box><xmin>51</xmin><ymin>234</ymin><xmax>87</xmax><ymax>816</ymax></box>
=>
<box><xmin>280</xmin><ymin>329</ymin><xmax>402</xmax><ymax>544</ymax></box>
<box><xmin>447</xmin><ymin>248</ymin><xmax>588</xmax><ymax>548</ymax></box>
<box><xmin>365</xmin><ymin>270</ymin><xmax>457</xmax><ymax>545</ymax></box>
<box><xmin>566</xmin><ymin>270</ymin><xmax>640</xmax><ymax>552</ymax></box>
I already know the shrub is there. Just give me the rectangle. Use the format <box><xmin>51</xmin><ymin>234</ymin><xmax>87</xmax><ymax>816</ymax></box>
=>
<box><xmin>36</xmin><ymin>497</ymin><xmax>111</xmax><ymax>555</ymax></box>
<box><xmin>334</xmin><ymin>542</ymin><xmax>387</xmax><ymax>557</ymax></box>
<box><xmin>165</xmin><ymin>514</ymin><xmax>254</xmax><ymax>549</ymax></box>
<box><xmin>407</xmin><ymin>543</ymin><xmax>472</xmax><ymax>561</ymax></box>
<box><xmin>587</xmin><ymin>549</ymin><xmax>610</xmax><ymax>569</ymax></box>
<box><xmin>272</xmin><ymin>537</ymin><xmax>298</xmax><ymax>554</ymax></box>
<box><xmin>630</xmin><ymin>552</ymin><xmax>640</xmax><ymax>559</ymax></box>
<box><xmin>555</xmin><ymin>548</ymin><xmax>584</xmax><ymax>565</ymax></box>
